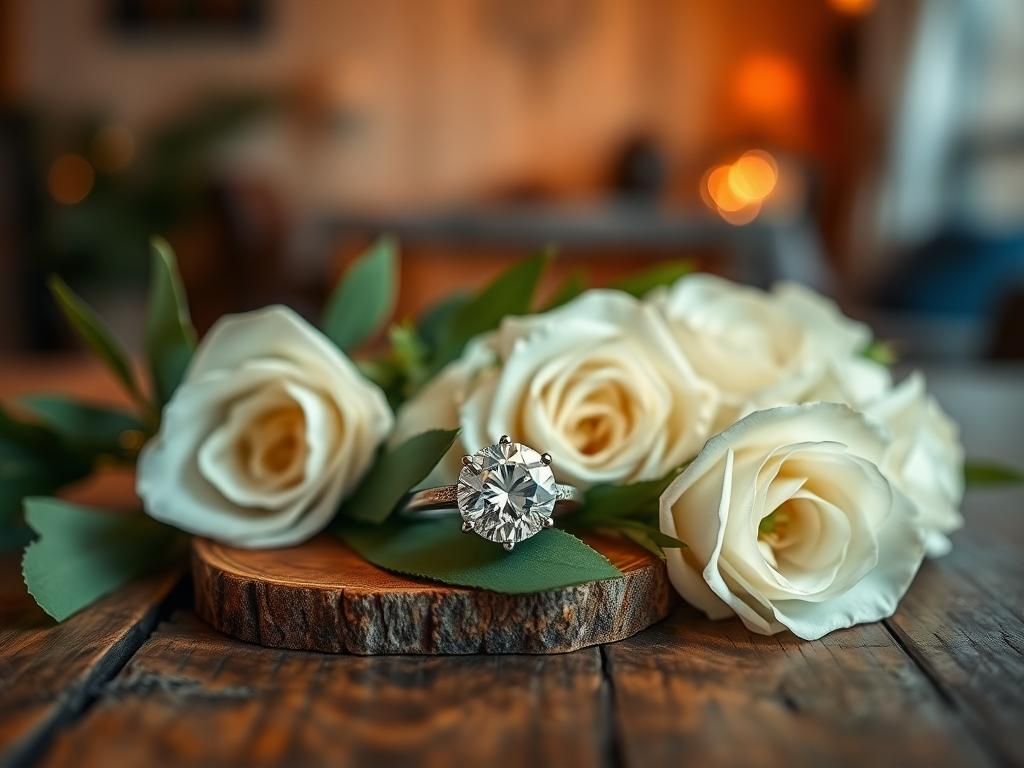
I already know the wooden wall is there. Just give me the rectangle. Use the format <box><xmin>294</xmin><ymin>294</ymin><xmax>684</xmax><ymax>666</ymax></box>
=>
<box><xmin>10</xmin><ymin>0</ymin><xmax>847</xmax><ymax>211</ymax></box>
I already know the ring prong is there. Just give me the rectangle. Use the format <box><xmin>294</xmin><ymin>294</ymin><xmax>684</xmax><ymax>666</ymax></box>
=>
<box><xmin>499</xmin><ymin>435</ymin><xmax>512</xmax><ymax>445</ymax></box>
<box><xmin>541</xmin><ymin>452</ymin><xmax>553</xmax><ymax>465</ymax></box>
<box><xmin>461</xmin><ymin>455</ymin><xmax>474</xmax><ymax>467</ymax></box>
<box><xmin>542</xmin><ymin>517</ymin><xmax>555</xmax><ymax>528</ymax></box>
<box><xmin>461</xmin><ymin>520</ymin><xmax>474</xmax><ymax>534</ymax></box>
<box><xmin>503</xmin><ymin>541</ymin><xmax>515</xmax><ymax>552</ymax></box>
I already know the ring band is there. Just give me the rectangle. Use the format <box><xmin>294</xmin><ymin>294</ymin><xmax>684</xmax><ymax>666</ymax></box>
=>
<box><xmin>401</xmin><ymin>483</ymin><xmax>583</xmax><ymax>518</ymax></box>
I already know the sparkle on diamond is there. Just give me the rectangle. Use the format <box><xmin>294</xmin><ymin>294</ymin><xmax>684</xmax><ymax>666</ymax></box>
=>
<box><xmin>457</xmin><ymin>441</ymin><xmax>557</xmax><ymax>545</ymax></box>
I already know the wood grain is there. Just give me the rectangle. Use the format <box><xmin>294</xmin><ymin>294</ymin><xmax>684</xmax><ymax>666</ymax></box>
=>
<box><xmin>192</xmin><ymin>533</ymin><xmax>671</xmax><ymax>655</ymax></box>
<box><xmin>40</xmin><ymin>611</ymin><xmax>609</xmax><ymax>768</ymax></box>
<box><xmin>603</xmin><ymin>606</ymin><xmax>993</xmax><ymax>768</ymax></box>
<box><xmin>885</xmin><ymin>490</ymin><xmax>1024</xmax><ymax>767</ymax></box>
<box><xmin>0</xmin><ymin>557</ymin><xmax>179</xmax><ymax>768</ymax></box>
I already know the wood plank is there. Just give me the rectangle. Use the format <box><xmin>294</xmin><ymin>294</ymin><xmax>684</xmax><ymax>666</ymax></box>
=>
<box><xmin>885</xmin><ymin>489</ymin><xmax>1024</xmax><ymax>767</ymax></box>
<box><xmin>603</xmin><ymin>605</ymin><xmax>993</xmax><ymax>768</ymax></box>
<box><xmin>192</xmin><ymin>533</ymin><xmax>671</xmax><ymax>655</ymax></box>
<box><xmin>40</xmin><ymin>611</ymin><xmax>609</xmax><ymax>768</ymax></box>
<box><xmin>0</xmin><ymin>558</ymin><xmax>179</xmax><ymax>767</ymax></box>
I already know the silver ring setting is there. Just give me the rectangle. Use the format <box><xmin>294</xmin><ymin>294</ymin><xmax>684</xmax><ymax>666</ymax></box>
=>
<box><xmin>401</xmin><ymin>435</ymin><xmax>582</xmax><ymax>551</ymax></box>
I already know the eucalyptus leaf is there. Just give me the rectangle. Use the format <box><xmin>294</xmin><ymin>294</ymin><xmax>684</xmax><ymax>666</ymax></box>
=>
<box><xmin>340</xmin><ymin>518</ymin><xmax>622</xmax><ymax>593</ymax></box>
<box><xmin>19</xmin><ymin>395</ymin><xmax>146</xmax><ymax>458</ymax></box>
<box><xmin>964</xmin><ymin>460</ymin><xmax>1024</xmax><ymax>486</ymax></box>
<box><xmin>322</xmin><ymin>237</ymin><xmax>397</xmax><ymax>352</ymax></box>
<box><xmin>48</xmin><ymin>276</ymin><xmax>148</xmax><ymax>410</ymax></box>
<box><xmin>146</xmin><ymin>237</ymin><xmax>197</xmax><ymax>406</ymax></box>
<box><xmin>434</xmin><ymin>250</ymin><xmax>549</xmax><ymax>370</ymax></box>
<box><xmin>22</xmin><ymin>498</ymin><xmax>186</xmax><ymax>622</ymax></box>
<box><xmin>611</xmin><ymin>261</ymin><xmax>694</xmax><ymax>298</ymax></box>
<box><xmin>338</xmin><ymin>429</ymin><xmax>460</xmax><ymax>524</ymax></box>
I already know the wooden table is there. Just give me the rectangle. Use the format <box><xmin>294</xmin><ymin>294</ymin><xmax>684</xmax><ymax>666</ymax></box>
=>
<box><xmin>1</xmin><ymin>361</ymin><xmax>1022</xmax><ymax>768</ymax></box>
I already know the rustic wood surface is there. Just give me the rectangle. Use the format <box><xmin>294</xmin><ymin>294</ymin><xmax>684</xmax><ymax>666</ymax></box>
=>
<box><xmin>0</xmin><ymin>361</ymin><xmax>1021</xmax><ymax>768</ymax></box>
<box><xmin>192</xmin><ymin>533</ymin><xmax>671</xmax><ymax>655</ymax></box>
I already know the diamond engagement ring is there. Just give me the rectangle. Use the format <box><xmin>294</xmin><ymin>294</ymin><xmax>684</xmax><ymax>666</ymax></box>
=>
<box><xmin>400</xmin><ymin>435</ymin><xmax>582</xmax><ymax>551</ymax></box>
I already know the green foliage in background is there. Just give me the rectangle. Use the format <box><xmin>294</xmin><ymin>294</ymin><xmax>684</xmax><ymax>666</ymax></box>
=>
<box><xmin>146</xmin><ymin>237</ymin><xmax>197</xmax><ymax>406</ymax></box>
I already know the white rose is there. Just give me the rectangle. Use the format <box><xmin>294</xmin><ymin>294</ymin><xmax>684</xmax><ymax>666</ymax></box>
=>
<box><xmin>866</xmin><ymin>373</ymin><xmax>964</xmax><ymax>558</ymax></box>
<box><xmin>138</xmin><ymin>306</ymin><xmax>393</xmax><ymax>548</ymax></box>
<box><xmin>651</xmin><ymin>275</ymin><xmax>887</xmax><ymax>428</ymax></box>
<box><xmin>394</xmin><ymin>290</ymin><xmax>717</xmax><ymax>488</ymax></box>
<box><xmin>660</xmin><ymin>403</ymin><xmax>924</xmax><ymax>640</ymax></box>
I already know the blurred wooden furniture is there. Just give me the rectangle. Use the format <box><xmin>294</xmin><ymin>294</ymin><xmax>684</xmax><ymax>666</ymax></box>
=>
<box><xmin>0</xmin><ymin>360</ymin><xmax>1022</xmax><ymax>767</ymax></box>
<box><xmin>312</xmin><ymin>205</ymin><xmax>829</xmax><ymax>322</ymax></box>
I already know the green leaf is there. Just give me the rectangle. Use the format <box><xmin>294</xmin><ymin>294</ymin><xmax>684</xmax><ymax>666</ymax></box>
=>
<box><xmin>19</xmin><ymin>395</ymin><xmax>146</xmax><ymax>459</ymax></box>
<box><xmin>541</xmin><ymin>270</ymin><xmax>588</xmax><ymax>311</ymax></box>
<box><xmin>0</xmin><ymin>405</ymin><xmax>94</xmax><ymax>487</ymax></box>
<box><xmin>575</xmin><ymin>467</ymin><xmax>684</xmax><ymax>527</ymax></box>
<box><xmin>861</xmin><ymin>340</ymin><xmax>897</xmax><ymax>366</ymax></box>
<box><xmin>338</xmin><ymin>429</ymin><xmax>461</xmax><ymax>524</ymax></box>
<box><xmin>388</xmin><ymin>323</ymin><xmax>430</xmax><ymax>391</ymax></box>
<box><xmin>0</xmin><ymin>449</ymin><xmax>53</xmax><ymax>552</ymax></box>
<box><xmin>146</xmin><ymin>237</ymin><xmax>197</xmax><ymax>406</ymax></box>
<box><xmin>322</xmin><ymin>236</ymin><xmax>398</xmax><ymax>352</ymax></box>
<box><xmin>611</xmin><ymin>261</ymin><xmax>694</xmax><ymax>298</ymax></box>
<box><xmin>339</xmin><ymin>518</ymin><xmax>622</xmax><ymax>593</ymax></box>
<box><xmin>434</xmin><ymin>250</ymin><xmax>549</xmax><ymax>370</ymax></box>
<box><xmin>614</xmin><ymin>524</ymin><xmax>683</xmax><ymax>559</ymax></box>
<box><xmin>49</xmin><ymin>276</ymin><xmax>148</xmax><ymax>410</ymax></box>
<box><xmin>964</xmin><ymin>460</ymin><xmax>1024</xmax><ymax>486</ymax></box>
<box><xmin>417</xmin><ymin>293</ymin><xmax>470</xmax><ymax>352</ymax></box>
<box><xmin>22</xmin><ymin>498</ymin><xmax>186</xmax><ymax>622</ymax></box>
<box><xmin>606</xmin><ymin>519</ymin><xmax>685</xmax><ymax>549</ymax></box>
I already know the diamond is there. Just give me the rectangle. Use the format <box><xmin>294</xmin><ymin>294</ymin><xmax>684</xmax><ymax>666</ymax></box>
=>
<box><xmin>457</xmin><ymin>439</ymin><xmax>558</xmax><ymax>547</ymax></box>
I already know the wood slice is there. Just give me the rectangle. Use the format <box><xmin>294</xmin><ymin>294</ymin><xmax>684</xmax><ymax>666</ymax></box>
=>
<box><xmin>192</xmin><ymin>534</ymin><xmax>671</xmax><ymax>655</ymax></box>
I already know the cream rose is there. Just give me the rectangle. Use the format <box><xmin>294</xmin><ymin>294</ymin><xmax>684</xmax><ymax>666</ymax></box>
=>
<box><xmin>138</xmin><ymin>306</ymin><xmax>393</xmax><ymax>548</ymax></box>
<box><xmin>394</xmin><ymin>290</ymin><xmax>717</xmax><ymax>488</ymax></box>
<box><xmin>660</xmin><ymin>403</ymin><xmax>925</xmax><ymax>640</ymax></box>
<box><xmin>866</xmin><ymin>373</ymin><xmax>964</xmax><ymax>557</ymax></box>
<box><xmin>651</xmin><ymin>275</ymin><xmax>889</xmax><ymax>427</ymax></box>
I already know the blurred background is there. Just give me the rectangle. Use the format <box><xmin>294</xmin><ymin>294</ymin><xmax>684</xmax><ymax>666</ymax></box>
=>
<box><xmin>1</xmin><ymin>0</ymin><xmax>1023</xmax><ymax>362</ymax></box>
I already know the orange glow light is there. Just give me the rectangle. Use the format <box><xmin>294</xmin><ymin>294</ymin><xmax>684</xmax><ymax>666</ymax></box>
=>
<box><xmin>48</xmin><ymin>153</ymin><xmax>95</xmax><ymax>205</ymax></box>
<box><xmin>707</xmin><ymin>164</ymin><xmax>746</xmax><ymax>212</ymax></box>
<box><xmin>829</xmin><ymin>0</ymin><xmax>876</xmax><ymax>16</ymax></box>
<box><xmin>728</xmin><ymin>150</ymin><xmax>778</xmax><ymax>203</ymax></box>
<box><xmin>702</xmin><ymin>150</ymin><xmax>781</xmax><ymax>226</ymax></box>
<box><xmin>719</xmin><ymin>202</ymin><xmax>762</xmax><ymax>227</ymax></box>
<box><xmin>732</xmin><ymin>54</ymin><xmax>804</xmax><ymax>119</ymax></box>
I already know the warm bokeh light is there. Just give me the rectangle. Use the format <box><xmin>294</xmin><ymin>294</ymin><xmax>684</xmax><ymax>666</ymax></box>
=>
<box><xmin>728</xmin><ymin>150</ymin><xmax>778</xmax><ymax>203</ymax></box>
<box><xmin>707</xmin><ymin>164</ymin><xmax>747</xmax><ymax>212</ymax></box>
<box><xmin>48</xmin><ymin>153</ymin><xmax>95</xmax><ymax>205</ymax></box>
<box><xmin>732</xmin><ymin>54</ymin><xmax>804</xmax><ymax>119</ymax></box>
<box><xmin>703</xmin><ymin>149</ymin><xmax>781</xmax><ymax>225</ymax></box>
<box><xmin>828</xmin><ymin>0</ymin><xmax>876</xmax><ymax>16</ymax></box>
<box><xmin>718</xmin><ymin>202</ymin><xmax>762</xmax><ymax>226</ymax></box>
<box><xmin>92</xmin><ymin>124</ymin><xmax>137</xmax><ymax>172</ymax></box>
